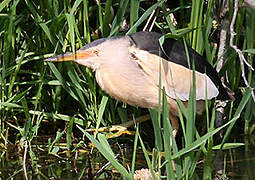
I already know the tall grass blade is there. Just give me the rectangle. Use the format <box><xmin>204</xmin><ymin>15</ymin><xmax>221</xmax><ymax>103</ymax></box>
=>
<box><xmin>138</xmin><ymin>133</ymin><xmax>157</xmax><ymax>180</ymax></box>
<box><xmin>126</xmin><ymin>1</ymin><xmax>163</xmax><ymax>35</ymax></box>
<box><xmin>70</xmin><ymin>0</ymin><xmax>82</xmax><ymax>14</ymax></box>
<box><xmin>29</xmin><ymin>110</ymin><xmax>85</xmax><ymax>126</ymax></box>
<box><xmin>149</xmin><ymin>109</ymin><xmax>163</xmax><ymax>151</ymax></box>
<box><xmin>110</xmin><ymin>0</ymin><xmax>129</xmax><ymax>36</ymax></box>
<box><xmin>24</xmin><ymin>0</ymin><xmax>56</xmax><ymax>45</ymax></box>
<box><xmin>83</xmin><ymin>0</ymin><xmax>91</xmax><ymax>43</ymax></box>
<box><xmin>66</xmin><ymin>13</ymin><xmax>76</xmax><ymax>55</ymax></box>
<box><xmin>97</xmin><ymin>133</ymin><xmax>115</xmax><ymax>156</ymax></box>
<box><xmin>220</xmin><ymin>88</ymin><xmax>252</xmax><ymax>147</ymax></box>
<box><xmin>0</xmin><ymin>0</ymin><xmax>11</xmax><ymax>13</ymax></box>
<box><xmin>130</xmin><ymin>0</ymin><xmax>140</xmax><ymax>28</ymax></box>
<box><xmin>21</xmin><ymin>98</ymin><xmax>31</xmax><ymax>139</ymax></box>
<box><xmin>131</xmin><ymin>125</ymin><xmax>139</xmax><ymax>175</ymax></box>
<box><xmin>47</xmin><ymin>63</ymin><xmax>79</xmax><ymax>101</ymax></box>
<box><xmin>48</xmin><ymin>130</ymin><xmax>65</xmax><ymax>154</ymax></box>
<box><xmin>171</xmin><ymin>113</ymin><xmax>246</xmax><ymax>160</ymax></box>
<box><xmin>162</xmin><ymin>90</ymin><xmax>175</xmax><ymax>179</ymax></box>
<box><xmin>102</xmin><ymin>0</ymin><xmax>112</xmax><ymax>37</ymax></box>
<box><xmin>67</xmin><ymin>117</ymin><xmax>75</xmax><ymax>151</ymax></box>
<box><xmin>79</xmin><ymin>126</ymin><xmax>132</xmax><ymax>179</ymax></box>
<box><xmin>95</xmin><ymin>96</ymin><xmax>108</xmax><ymax>136</ymax></box>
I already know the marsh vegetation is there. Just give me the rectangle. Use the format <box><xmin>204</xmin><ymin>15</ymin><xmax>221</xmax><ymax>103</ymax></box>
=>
<box><xmin>1</xmin><ymin>0</ymin><xmax>255</xmax><ymax>179</ymax></box>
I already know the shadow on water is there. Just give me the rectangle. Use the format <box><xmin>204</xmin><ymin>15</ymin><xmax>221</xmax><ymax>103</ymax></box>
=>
<box><xmin>1</xmin><ymin>135</ymin><xmax>255</xmax><ymax>179</ymax></box>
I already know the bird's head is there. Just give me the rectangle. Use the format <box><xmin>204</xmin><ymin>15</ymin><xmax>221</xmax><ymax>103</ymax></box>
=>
<box><xmin>45</xmin><ymin>36</ymin><xmax>129</xmax><ymax>71</ymax></box>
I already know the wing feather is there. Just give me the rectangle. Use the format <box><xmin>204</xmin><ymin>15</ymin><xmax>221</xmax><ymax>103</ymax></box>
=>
<box><xmin>129</xmin><ymin>46</ymin><xmax>219</xmax><ymax>101</ymax></box>
<box><xmin>128</xmin><ymin>32</ymin><xmax>230</xmax><ymax>100</ymax></box>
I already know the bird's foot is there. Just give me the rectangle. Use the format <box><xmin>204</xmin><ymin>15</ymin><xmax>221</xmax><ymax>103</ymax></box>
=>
<box><xmin>86</xmin><ymin>114</ymin><xmax>151</xmax><ymax>139</ymax></box>
<box><xmin>86</xmin><ymin>125</ymin><xmax>135</xmax><ymax>139</ymax></box>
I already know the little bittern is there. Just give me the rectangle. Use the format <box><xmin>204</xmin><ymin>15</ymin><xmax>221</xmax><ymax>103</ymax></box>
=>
<box><xmin>46</xmin><ymin>31</ymin><xmax>233</xmax><ymax>137</ymax></box>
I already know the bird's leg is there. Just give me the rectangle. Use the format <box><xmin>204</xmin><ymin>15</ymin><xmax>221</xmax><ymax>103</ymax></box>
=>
<box><xmin>116</xmin><ymin>114</ymin><xmax>151</xmax><ymax>128</ymax></box>
<box><xmin>86</xmin><ymin>114</ymin><xmax>151</xmax><ymax>138</ymax></box>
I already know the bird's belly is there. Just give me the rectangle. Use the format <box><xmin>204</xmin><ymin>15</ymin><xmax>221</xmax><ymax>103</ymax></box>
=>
<box><xmin>96</xmin><ymin>70</ymin><xmax>160</xmax><ymax>108</ymax></box>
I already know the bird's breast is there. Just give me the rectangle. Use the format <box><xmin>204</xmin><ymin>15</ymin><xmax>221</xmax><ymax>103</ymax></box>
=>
<box><xmin>95</xmin><ymin>62</ymin><xmax>160</xmax><ymax>109</ymax></box>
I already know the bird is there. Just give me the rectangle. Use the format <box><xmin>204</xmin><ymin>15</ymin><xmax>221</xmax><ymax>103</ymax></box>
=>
<box><xmin>45</xmin><ymin>31</ymin><xmax>234</xmax><ymax>137</ymax></box>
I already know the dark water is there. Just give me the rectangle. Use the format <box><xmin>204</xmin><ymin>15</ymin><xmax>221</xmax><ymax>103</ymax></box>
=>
<box><xmin>0</xmin><ymin>148</ymin><xmax>118</xmax><ymax>179</ymax></box>
<box><xmin>1</xmin><ymin>139</ymin><xmax>255</xmax><ymax>179</ymax></box>
<box><xmin>225</xmin><ymin>142</ymin><xmax>255</xmax><ymax>179</ymax></box>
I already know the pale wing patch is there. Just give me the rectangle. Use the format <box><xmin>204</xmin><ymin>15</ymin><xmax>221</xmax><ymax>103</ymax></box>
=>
<box><xmin>128</xmin><ymin>46</ymin><xmax>219</xmax><ymax>101</ymax></box>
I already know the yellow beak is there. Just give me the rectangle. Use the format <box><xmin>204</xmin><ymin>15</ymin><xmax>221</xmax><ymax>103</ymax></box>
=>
<box><xmin>45</xmin><ymin>49</ymin><xmax>96</xmax><ymax>62</ymax></box>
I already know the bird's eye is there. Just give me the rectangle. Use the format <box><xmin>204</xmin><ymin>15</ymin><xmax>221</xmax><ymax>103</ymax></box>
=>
<box><xmin>93</xmin><ymin>50</ymin><xmax>99</xmax><ymax>56</ymax></box>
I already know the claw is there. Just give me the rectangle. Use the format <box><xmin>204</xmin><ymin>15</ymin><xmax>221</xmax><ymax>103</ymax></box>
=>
<box><xmin>86</xmin><ymin>125</ymin><xmax>135</xmax><ymax>139</ymax></box>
